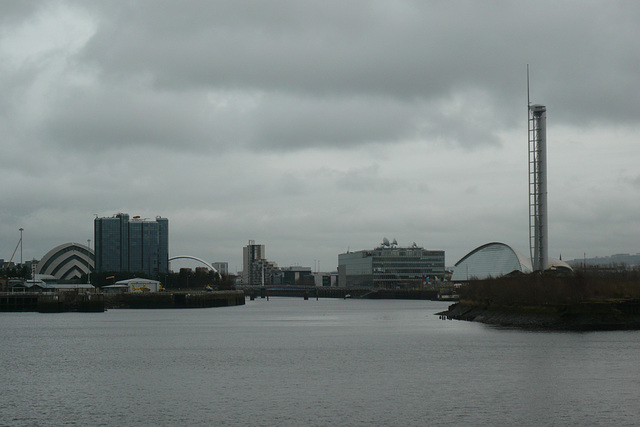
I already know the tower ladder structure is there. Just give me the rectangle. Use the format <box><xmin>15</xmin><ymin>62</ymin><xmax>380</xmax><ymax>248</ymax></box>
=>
<box><xmin>528</xmin><ymin>102</ymin><xmax>548</xmax><ymax>271</ymax></box>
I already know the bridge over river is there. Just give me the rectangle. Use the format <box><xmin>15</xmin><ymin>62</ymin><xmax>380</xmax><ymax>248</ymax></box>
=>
<box><xmin>239</xmin><ymin>286</ymin><xmax>439</xmax><ymax>300</ymax></box>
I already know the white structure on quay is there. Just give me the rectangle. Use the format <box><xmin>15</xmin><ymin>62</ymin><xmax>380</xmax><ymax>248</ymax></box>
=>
<box><xmin>338</xmin><ymin>239</ymin><xmax>445</xmax><ymax>288</ymax></box>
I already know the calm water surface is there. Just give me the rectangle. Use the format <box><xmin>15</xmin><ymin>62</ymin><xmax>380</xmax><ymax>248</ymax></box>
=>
<box><xmin>2</xmin><ymin>298</ymin><xmax>639</xmax><ymax>426</ymax></box>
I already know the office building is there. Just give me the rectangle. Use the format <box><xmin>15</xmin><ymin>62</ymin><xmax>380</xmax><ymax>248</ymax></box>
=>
<box><xmin>94</xmin><ymin>213</ymin><xmax>168</xmax><ymax>277</ymax></box>
<box><xmin>242</xmin><ymin>240</ymin><xmax>282</xmax><ymax>285</ymax></box>
<box><xmin>280</xmin><ymin>266</ymin><xmax>313</xmax><ymax>286</ymax></box>
<box><xmin>212</xmin><ymin>262</ymin><xmax>229</xmax><ymax>275</ymax></box>
<box><xmin>338</xmin><ymin>240</ymin><xmax>445</xmax><ymax>288</ymax></box>
<box><xmin>250</xmin><ymin>258</ymin><xmax>280</xmax><ymax>286</ymax></box>
<box><xmin>242</xmin><ymin>240</ymin><xmax>264</xmax><ymax>285</ymax></box>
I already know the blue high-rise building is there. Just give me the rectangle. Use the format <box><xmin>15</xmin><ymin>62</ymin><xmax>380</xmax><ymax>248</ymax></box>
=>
<box><xmin>156</xmin><ymin>217</ymin><xmax>169</xmax><ymax>274</ymax></box>
<box><xmin>94</xmin><ymin>213</ymin><xmax>168</xmax><ymax>277</ymax></box>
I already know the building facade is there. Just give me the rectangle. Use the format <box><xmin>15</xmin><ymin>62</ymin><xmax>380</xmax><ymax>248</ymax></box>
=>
<box><xmin>338</xmin><ymin>242</ymin><xmax>445</xmax><ymax>288</ymax></box>
<box><xmin>36</xmin><ymin>242</ymin><xmax>94</xmax><ymax>281</ymax></box>
<box><xmin>212</xmin><ymin>262</ymin><xmax>229</xmax><ymax>275</ymax></box>
<box><xmin>242</xmin><ymin>240</ymin><xmax>265</xmax><ymax>285</ymax></box>
<box><xmin>312</xmin><ymin>272</ymin><xmax>339</xmax><ymax>287</ymax></box>
<box><xmin>94</xmin><ymin>213</ymin><xmax>168</xmax><ymax>278</ymax></box>
<box><xmin>249</xmin><ymin>259</ymin><xmax>280</xmax><ymax>286</ymax></box>
<box><xmin>451</xmin><ymin>242</ymin><xmax>571</xmax><ymax>281</ymax></box>
<box><xmin>280</xmin><ymin>266</ymin><xmax>313</xmax><ymax>286</ymax></box>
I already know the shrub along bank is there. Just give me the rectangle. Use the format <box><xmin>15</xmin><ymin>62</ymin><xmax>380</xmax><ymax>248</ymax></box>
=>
<box><xmin>442</xmin><ymin>270</ymin><xmax>640</xmax><ymax>330</ymax></box>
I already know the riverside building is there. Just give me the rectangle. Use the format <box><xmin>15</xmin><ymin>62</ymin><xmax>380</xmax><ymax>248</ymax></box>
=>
<box><xmin>451</xmin><ymin>242</ymin><xmax>571</xmax><ymax>281</ymax></box>
<box><xmin>338</xmin><ymin>240</ymin><xmax>445</xmax><ymax>288</ymax></box>
<box><xmin>94</xmin><ymin>213</ymin><xmax>169</xmax><ymax>278</ymax></box>
<box><xmin>242</xmin><ymin>240</ymin><xmax>282</xmax><ymax>285</ymax></box>
<box><xmin>36</xmin><ymin>242</ymin><xmax>94</xmax><ymax>281</ymax></box>
<box><xmin>242</xmin><ymin>240</ymin><xmax>264</xmax><ymax>285</ymax></box>
<box><xmin>212</xmin><ymin>262</ymin><xmax>229</xmax><ymax>275</ymax></box>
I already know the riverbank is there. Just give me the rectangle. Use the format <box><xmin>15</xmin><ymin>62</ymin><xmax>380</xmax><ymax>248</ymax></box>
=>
<box><xmin>239</xmin><ymin>287</ymin><xmax>440</xmax><ymax>300</ymax></box>
<box><xmin>105</xmin><ymin>290</ymin><xmax>245</xmax><ymax>309</ymax></box>
<box><xmin>1</xmin><ymin>292</ymin><xmax>104</xmax><ymax>312</ymax></box>
<box><xmin>1</xmin><ymin>290</ymin><xmax>245</xmax><ymax>312</ymax></box>
<box><xmin>439</xmin><ymin>299</ymin><xmax>640</xmax><ymax>330</ymax></box>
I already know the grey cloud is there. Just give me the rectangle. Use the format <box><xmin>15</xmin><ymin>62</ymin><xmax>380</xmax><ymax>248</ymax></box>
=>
<box><xmin>2</xmin><ymin>0</ymin><xmax>640</xmax><ymax>268</ymax></box>
<box><xmin>42</xmin><ymin>86</ymin><xmax>421</xmax><ymax>152</ymax></box>
<box><xmin>6</xmin><ymin>0</ymin><xmax>637</xmax><ymax>156</ymax></box>
<box><xmin>44</xmin><ymin>85</ymin><xmax>223</xmax><ymax>150</ymax></box>
<box><xmin>68</xmin><ymin>0</ymin><xmax>639</xmax><ymax>152</ymax></box>
<box><xmin>0</xmin><ymin>1</ymin><xmax>41</xmax><ymax>24</ymax></box>
<box><xmin>250</xmin><ymin>94</ymin><xmax>419</xmax><ymax>150</ymax></box>
<box><xmin>77</xmin><ymin>2</ymin><xmax>639</xmax><ymax>98</ymax></box>
<box><xmin>40</xmin><ymin>82</ymin><xmax>504</xmax><ymax>154</ymax></box>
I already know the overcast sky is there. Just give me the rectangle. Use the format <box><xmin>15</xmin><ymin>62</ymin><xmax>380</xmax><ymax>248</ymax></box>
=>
<box><xmin>1</xmin><ymin>1</ymin><xmax>639</xmax><ymax>273</ymax></box>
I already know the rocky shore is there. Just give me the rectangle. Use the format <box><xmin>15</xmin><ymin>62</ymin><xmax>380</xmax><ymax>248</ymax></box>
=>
<box><xmin>439</xmin><ymin>299</ymin><xmax>640</xmax><ymax>330</ymax></box>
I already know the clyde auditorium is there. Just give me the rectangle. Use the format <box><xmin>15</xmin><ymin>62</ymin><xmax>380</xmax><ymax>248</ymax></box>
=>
<box><xmin>36</xmin><ymin>242</ymin><xmax>94</xmax><ymax>281</ymax></box>
<box><xmin>451</xmin><ymin>242</ymin><xmax>571</xmax><ymax>282</ymax></box>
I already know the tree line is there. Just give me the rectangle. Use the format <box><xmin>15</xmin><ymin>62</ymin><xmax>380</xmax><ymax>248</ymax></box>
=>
<box><xmin>459</xmin><ymin>269</ymin><xmax>640</xmax><ymax>306</ymax></box>
<box><xmin>90</xmin><ymin>269</ymin><xmax>236</xmax><ymax>290</ymax></box>
<box><xmin>1</xmin><ymin>266</ymin><xmax>236</xmax><ymax>291</ymax></box>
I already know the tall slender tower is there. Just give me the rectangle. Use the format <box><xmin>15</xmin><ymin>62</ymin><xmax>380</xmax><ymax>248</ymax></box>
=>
<box><xmin>528</xmin><ymin>103</ymin><xmax>548</xmax><ymax>271</ymax></box>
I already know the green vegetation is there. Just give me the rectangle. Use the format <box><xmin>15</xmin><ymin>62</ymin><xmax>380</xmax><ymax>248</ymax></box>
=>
<box><xmin>91</xmin><ymin>269</ymin><xmax>236</xmax><ymax>290</ymax></box>
<box><xmin>1</xmin><ymin>266</ymin><xmax>236</xmax><ymax>291</ymax></box>
<box><xmin>459</xmin><ymin>269</ymin><xmax>640</xmax><ymax>306</ymax></box>
<box><xmin>0</xmin><ymin>265</ymin><xmax>30</xmax><ymax>280</ymax></box>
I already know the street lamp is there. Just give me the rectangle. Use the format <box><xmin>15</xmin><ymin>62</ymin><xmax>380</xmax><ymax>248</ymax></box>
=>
<box><xmin>87</xmin><ymin>239</ymin><xmax>91</xmax><ymax>284</ymax></box>
<box><xmin>19</xmin><ymin>228</ymin><xmax>23</xmax><ymax>265</ymax></box>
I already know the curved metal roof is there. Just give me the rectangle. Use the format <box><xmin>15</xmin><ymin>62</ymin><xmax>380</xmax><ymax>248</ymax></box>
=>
<box><xmin>452</xmin><ymin>242</ymin><xmax>572</xmax><ymax>281</ymax></box>
<box><xmin>36</xmin><ymin>242</ymin><xmax>94</xmax><ymax>280</ymax></box>
<box><xmin>451</xmin><ymin>242</ymin><xmax>532</xmax><ymax>281</ymax></box>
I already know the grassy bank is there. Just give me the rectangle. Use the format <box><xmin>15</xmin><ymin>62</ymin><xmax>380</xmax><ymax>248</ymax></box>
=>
<box><xmin>458</xmin><ymin>270</ymin><xmax>640</xmax><ymax>306</ymax></box>
<box><xmin>444</xmin><ymin>270</ymin><xmax>640</xmax><ymax>330</ymax></box>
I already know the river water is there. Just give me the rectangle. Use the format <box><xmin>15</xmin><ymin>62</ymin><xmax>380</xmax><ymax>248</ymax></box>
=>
<box><xmin>1</xmin><ymin>298</ymin><xmax>639</xmax><ymax>426</ymax></box>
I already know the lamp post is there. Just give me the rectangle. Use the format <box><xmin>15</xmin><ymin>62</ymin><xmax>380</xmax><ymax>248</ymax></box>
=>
<box><xmin>19</xmin><ymin>228</ymin><xmax>24</xmax><ymax>265</ymax></box>
<box><xmin>87</xmin><ymin>239</ymin><xmax>91</xmax><ymax>284</ymax></box>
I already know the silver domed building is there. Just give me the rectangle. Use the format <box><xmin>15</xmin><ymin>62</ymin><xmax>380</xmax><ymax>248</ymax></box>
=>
<box><xmin>451</xmin><ymin>242</ymin><xmax>570</xmax><ymax>281</ymax></box>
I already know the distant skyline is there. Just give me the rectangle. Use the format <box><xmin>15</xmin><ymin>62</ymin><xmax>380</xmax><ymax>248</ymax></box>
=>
<box><xmin>2</xmin><ymin>1</ymin><xmax>639</xmax><ymax>273</ymax></box>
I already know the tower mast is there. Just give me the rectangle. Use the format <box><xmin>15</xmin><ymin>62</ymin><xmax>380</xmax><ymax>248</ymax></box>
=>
<box><xmin>528</xmin><ymin>66</ymin><xmax>548</xmax><ymax>271</ymax></box>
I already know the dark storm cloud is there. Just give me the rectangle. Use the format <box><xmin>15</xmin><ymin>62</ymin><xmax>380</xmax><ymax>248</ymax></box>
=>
<box><xmin>64</xmin><ymin>0</ymin><xmax>639</xmax><ymax>153</ymax></box>
<box><xmin>2</xmin><ymin>0</ymin><xmax>640</xmax><ymax>267</ymax></box>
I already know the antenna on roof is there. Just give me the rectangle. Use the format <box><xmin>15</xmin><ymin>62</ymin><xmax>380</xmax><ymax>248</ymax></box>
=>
<box><xmin>527</xmin><ymin>64</ymin><xmax>531</xmax><ymax>108</ymax></box>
